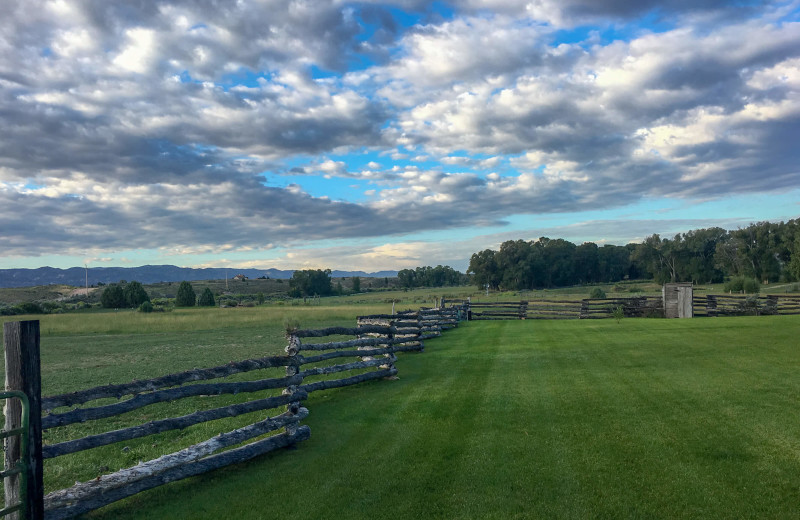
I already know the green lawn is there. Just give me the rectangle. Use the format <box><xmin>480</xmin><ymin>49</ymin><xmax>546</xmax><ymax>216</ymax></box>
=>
<box><xmin>78</xmin><ymin>315</ymin><xmax>800</xmax><ymax>519</ymax></box>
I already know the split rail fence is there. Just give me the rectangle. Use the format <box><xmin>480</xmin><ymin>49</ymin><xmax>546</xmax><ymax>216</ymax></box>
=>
<box><xmin>463</xmin><ymin>297</ymin><xmax>664</xmax><ymax>320</ymax></box>
<box><xmin>692</xmin><ymin>294</ymin><xmax>800</xmax><ymax>317</ymax></box>
<box><xmin>2</xmin><ymin>309</ymin><xmax>459</xmax><ymax>519</ymax></box>
<box><xmin>451</xmin><ymin>293</ymin><xmax>800</xmax><ymax>321</ymax></box>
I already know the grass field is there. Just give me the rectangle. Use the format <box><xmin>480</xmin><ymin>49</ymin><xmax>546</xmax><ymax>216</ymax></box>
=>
<box><xmin>23</xmin><ymin>313</ymin><xmax>791</xmax><ymax>519</ymax></box>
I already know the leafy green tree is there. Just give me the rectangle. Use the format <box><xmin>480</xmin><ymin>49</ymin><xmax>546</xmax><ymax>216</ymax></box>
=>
<box><xmin>352</xmin><ymin>276</ymin><xmax>361</xmax><ymax>293</ymax></box>
<box><xmin>123</xmin><ymin>281</ymin><xmax>150</xmax><ymax>308</ymax></box>
<box><xmin>289</xmin><ymin>269</ymin><xmax>332</xmax><ymax>297</ymax></box>
<box><xmin>397</xmin><ymin>269</ymin><xmax>416</xmax><ymax>289</ymax></box>
<box><xmin>789</xmin><ymin>227</ymin><xmax>800</xmax><ymax>282</ymax></box>
<box><xmin>541</xmin><ymin>238</ymin><xmax>577</xmax><ymax>287</ymax></box>
<box><xmin>175</xmin><ymin>281</ymin><xmax>196</xmax><ymax>307</ymax></box>
<box><xmin>197</xmin><ymin>287</ymin><xmax>215</xmax><ymax>307</ymax></box>
<box><xmin>468</xmin><ymin>249</ymin><xmax>500</xmax><ymax>289</ymax></box>
<box><xmin>573</xmin><ymin>243</ymin><xmax>599</xmax><ymax>284</ymax></box>
<box><xmin>257</xmin><ymin>292</ymin><xmax>265</xmax><ymax>304</ymax></box>
<box><xmin>101</xmin><ymin>285</ymin><xmax>125</xmax><ymax>308</ymax></box>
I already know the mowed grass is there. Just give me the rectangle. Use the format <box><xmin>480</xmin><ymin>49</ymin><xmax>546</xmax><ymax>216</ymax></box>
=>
<box><xmin>81</xmin><ymin>316</ymin><xmax>800</xmax><ymax>519</ymax></box>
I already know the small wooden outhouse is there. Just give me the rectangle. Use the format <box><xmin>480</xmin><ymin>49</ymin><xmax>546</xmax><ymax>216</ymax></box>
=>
<box><xmin>663</xmin><ymin>282</ymin><xmax>693</xmax><ymax>318</ymax></box>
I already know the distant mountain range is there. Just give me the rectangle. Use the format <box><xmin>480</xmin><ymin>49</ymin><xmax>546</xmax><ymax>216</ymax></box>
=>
<box><xmin>0</xmin><ymin>265</ymin><xmax>398</xmax><ymax>288</ymax></box>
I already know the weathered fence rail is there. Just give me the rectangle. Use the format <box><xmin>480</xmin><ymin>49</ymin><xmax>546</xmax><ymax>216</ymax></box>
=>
<box><xmin>462</xmin><ymin>297</ymin><xmax>664</xmax><ymax>320</ymax></box>
<box><xmin>40</xmin><ymin>350</ymin><xmax>308</xmax><ymax>519</ymax></box>
<box><xmin>693</xmin><ymin>294</ymin><xmax>800</xmax><ymax>317</ymax></box>
<box><xmin>3</xmin><ymin>307</ymin><xmax>461</xmax><ymax>518</ymax></box>
<box><xmin>579</xmin><ymin>297</ymin><xmax>663</xmax><ymax>319</ymax></box>
<box><xmin>469</xmin><ymin>301</ymin><xmax>527</xmax><ymax>320</ymax></box>
<box><xmin>527</xmin><ymin>299</ymin><xmax>582</xmax><ymax>319</ymax></box>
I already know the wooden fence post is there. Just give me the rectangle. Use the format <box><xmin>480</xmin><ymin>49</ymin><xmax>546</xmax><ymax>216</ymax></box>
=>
<box><xmin>3</xmin><ymin>320</ymin><xmax>44</xmax><ymax>519</ymax></box>
<box><xmin>283</xmin><ymin>333</ymin><xmax>303</xmax><ymax>441</ymax></box>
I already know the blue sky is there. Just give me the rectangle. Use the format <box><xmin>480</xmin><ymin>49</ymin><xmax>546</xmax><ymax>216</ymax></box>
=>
<box><xmin>1</xmin><ymin>0</ymin><xmax>799</xmax><ymax>273</ymax></box>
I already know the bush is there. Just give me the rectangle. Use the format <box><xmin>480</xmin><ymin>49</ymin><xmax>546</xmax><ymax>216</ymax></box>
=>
<box><xmin>14</xmin><ymin>302</ymin><xmax>44</xmax><ymax>315</ymax></box>
<box><xmin>101</xmin><ymin>285</ymin><xmax>126</xmax><ymax>308</ymax></box>
<box><xmin>724</xmin><ymin>276</ymin><xmax>760</xmax><ymax>294</ymax></box>
<box><xmin>40</xmin><ymin>301</ymin><xmax>62</xmax><ymax>313</ymax></box>
<box><xmin>175</xmin><ymin>281</ymin><xmax>196</xmax><ymax>307</ymax></box>
<box><xmin>197</xmin><ymin>288</ymin><xmax>216</xmax><ymax>307</ymax></box>
<box><xmin>124</xmin><ymin>281</ymin><xmax>150</xmax><ymax>308</ymax></box>
<box><xmin>724</xmin><ymin>277</ymin><xmax>744</xmax><ymax>293</ymax></box>
<box><xmin>612</xmin><ymin>284</ymin><xmax>626</xmax><ymax>293</ymax></box>
<box><xmin>139</xmin><ymin>301</ymin><xmax>154</xmax><ymax>313</ymax></box>
<box><xmin>589</xmin><ymin>287</ymin><xmax>606</xmax><ymax>299</ymax></box>
<box><xmin>742</xmin><ymin>278</ymin><xmax>760</xmax><ymax>294</ymax></box>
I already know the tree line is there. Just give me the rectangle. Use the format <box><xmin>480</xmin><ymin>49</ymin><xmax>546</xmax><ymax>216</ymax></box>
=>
<box><xmin>100</xmin><ymin>280</ymin><xmax>216</xmax><ymax>310</ymax></box>
<box><xmin>397</xmin><ymin>265</ymin><xmax>469</xmax><ymax>289</ymax></box>
<box><xmin>468</xmin><ymin>219</ymin><xmax>800</xmax><ymax>290</ymax></box>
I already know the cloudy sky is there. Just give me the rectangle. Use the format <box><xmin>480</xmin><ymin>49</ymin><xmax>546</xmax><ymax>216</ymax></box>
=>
<box><xmin>2</xmin><ymin>0</ymin><xmax>799</xmax><ymax>272</ymax></box>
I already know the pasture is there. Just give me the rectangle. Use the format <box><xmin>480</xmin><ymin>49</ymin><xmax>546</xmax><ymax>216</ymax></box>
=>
<box><xmin>3</xmin><ymin>307</ymin><xmax>800</xmax><ymax>518</ymax></box>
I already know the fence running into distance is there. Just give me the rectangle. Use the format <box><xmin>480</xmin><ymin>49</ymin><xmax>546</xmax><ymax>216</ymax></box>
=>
<box><xmin>2</xmin><ymin>308</ymin><xmax>461</xmax><ymax>519</ymax></box>
<box><xmin>461</xmin><ymin>297</ymin><xmax>664</xmax><ymax>320</ymax></box>
<box><xmin>453</xmin><ymin>294</ymin><xmax>800</xmax><ymax>321</ymax></box>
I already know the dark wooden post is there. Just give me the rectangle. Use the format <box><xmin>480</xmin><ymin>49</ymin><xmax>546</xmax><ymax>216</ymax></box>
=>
<box><xmin>283</xmin><ymin>333</ymin><xmax>302</xmax><ymax>440</ymax></box>
<box><xmin>3</xmin><ymin>320</ymin><xmax>44</xmax><ymax>519</ymax></box>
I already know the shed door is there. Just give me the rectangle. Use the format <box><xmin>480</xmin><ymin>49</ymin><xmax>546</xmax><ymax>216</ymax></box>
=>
<box><xmin>677</xmin><ymin>286</ymin><xmax>693</xmax><ymax>318</ymax></box>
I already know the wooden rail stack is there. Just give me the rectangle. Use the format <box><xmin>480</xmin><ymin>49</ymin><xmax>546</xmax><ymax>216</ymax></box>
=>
<box><xmin>466</xmin><ymin>297</ymin><xmax>663</xmax><ymax>320</ymax></box>
<box><xmin>469</xmin><ymin>301</ymin><xmax>528</xmax><ymax>320</ymax></box>
<box><xmin>579</xmin><ymin>297</ymin><xmax>664</xmax><ymax>319</ymax></box>
<box><xmin>3</xmin><ymin>309</ymin><xmax>467</xmax><ymax>519</ymax></box>
<box><xmin>693</xmin><ymin>294</ymin><xmax>800</xmax><ymax>317</ymax></box>
<box><xmin>288</xmin><ymin>322</ymin><xmax>424</xmax><ymax>394</ymax></box>
<box><xmin>41</xmin><ymin>354</ymin><xmax>309</xmax><ymax>519</ymax></box>
<box><xmin>526</xmin><ymin>299</ymin><xmax>582</xmax><ymax>319</ymax></box>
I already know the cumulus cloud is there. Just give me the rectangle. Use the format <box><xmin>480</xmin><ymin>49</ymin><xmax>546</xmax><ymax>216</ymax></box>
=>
<box><xmin>1</xmin><ymin>0</ymin><xmax>798</xmax><ymax>266</ymax></box>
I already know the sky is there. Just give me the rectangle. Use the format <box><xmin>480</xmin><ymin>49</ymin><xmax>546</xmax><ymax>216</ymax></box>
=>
<box><xmin>1</xmin><ymin>0</ymin><xmax>799</xmax><ymax>273</ymax></box>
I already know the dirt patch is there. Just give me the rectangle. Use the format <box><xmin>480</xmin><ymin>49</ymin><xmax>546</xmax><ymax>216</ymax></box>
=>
<box><xmin>67</xmin><ymin>287</ymin><xmax>99</xmax><ymax>298</ymax></box>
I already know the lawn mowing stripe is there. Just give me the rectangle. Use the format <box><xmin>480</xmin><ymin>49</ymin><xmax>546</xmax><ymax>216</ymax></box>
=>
<box><xmin>83</xmin><ymin>316</ymin><xmax>800</xmax><ymax>519</ymax></box>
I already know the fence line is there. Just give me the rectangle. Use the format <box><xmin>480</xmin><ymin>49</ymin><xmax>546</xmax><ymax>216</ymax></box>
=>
<box><xmin>461</xmin><ymin>297</ymin><xmax>664</xmax><ymax>320</ymax></box>
<box><xmin>693</xmin><ymin>294</ymin><xmax>800</xmax><ymax>317</ymax></box>
<box><xmin>2</xmin><ymin>308</ymin><xmax>460</xmax><ymax>519</ymax></box>
<box><xmin>454</xmin><ymin>293</ymin><xmax>800</xmax><ymax>321</ymax></box>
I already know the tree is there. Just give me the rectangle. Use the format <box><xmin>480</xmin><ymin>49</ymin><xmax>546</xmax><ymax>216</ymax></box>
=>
<box><xmin>790</xmin><ymin>227</ymin><xmax>800</xmax><ymax>281</ymax></box>
<box><xmin>197</xmin><ymin>287</ymin><xmax>215</xmax><ymax>307</ymax></box>
<box><xmin>352</xmin><ymin>276</ymin><xmax>361</xmax><ymax>293</ymax></box>
<box><xmin>397</xmin><ymin>269</ymin><xmax>416</xmax><ymax>289</ymax></box>
<box><xmin>573</xmin><ymin>243</ymin><xmax>599</xmax><ymax>284</ymax></box>
<box><xmin>468</xmin><ymin>249</ymin><xmax>500</xmax><ymax>289</ymax></box>
<box><xmin>101</xmin><ymin>285</ymin><xmax>125</xmax><ymax>308</ymax></box>
<box><xmin>176</xmin><ymin>281</ymin><xmax>196</xmax><ymax>307</ymax></box>
<box><xmin>288</xmin><ymin>269</ymin><xmax>332</xmax><ymax>297</ymax></box>
<box><xmin>123</xmin><ymin>281</ymin><xmax>150</xmax><ymax>308</ymax></box>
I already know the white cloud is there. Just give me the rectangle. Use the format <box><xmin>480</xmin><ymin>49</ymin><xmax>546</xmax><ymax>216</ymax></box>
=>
<box><xmin>1</xmin><ymin>0</ymin><xmax>798</xmax><ymax>267</ymax></box>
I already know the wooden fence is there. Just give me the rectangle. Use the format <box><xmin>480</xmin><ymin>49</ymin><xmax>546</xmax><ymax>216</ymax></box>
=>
<box><xmin>527</xmin><ymin>299</ymin><xmax>581</xmax><ymax>319</ymax></box>
<box><xmin>468</xmin><ymin>301</ymin><xmax>527</xmax><ymax>320</ymax></box>
<box><xmin>579</xmin><ymin>297</ymin><xmax>664</xmax><ymax>319</ymax></box>
<box><xmin>2</xmin><ymin>309</ymin><xmax>458</xmax><ymax>519</ymax></box>
<box><xmin>693</xmin><ymin>294</ymin><xmax>800</xmax><ymax>317</ymax></box>
<box><xmin>452</xmin><ymin>294</ymin><xmax>800</xmax><ymax>320</ymax></box>
<box><xmin>459</xmin><ymin>297</ymin><xmax>664</xmax><ymax>320</ymax></box>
